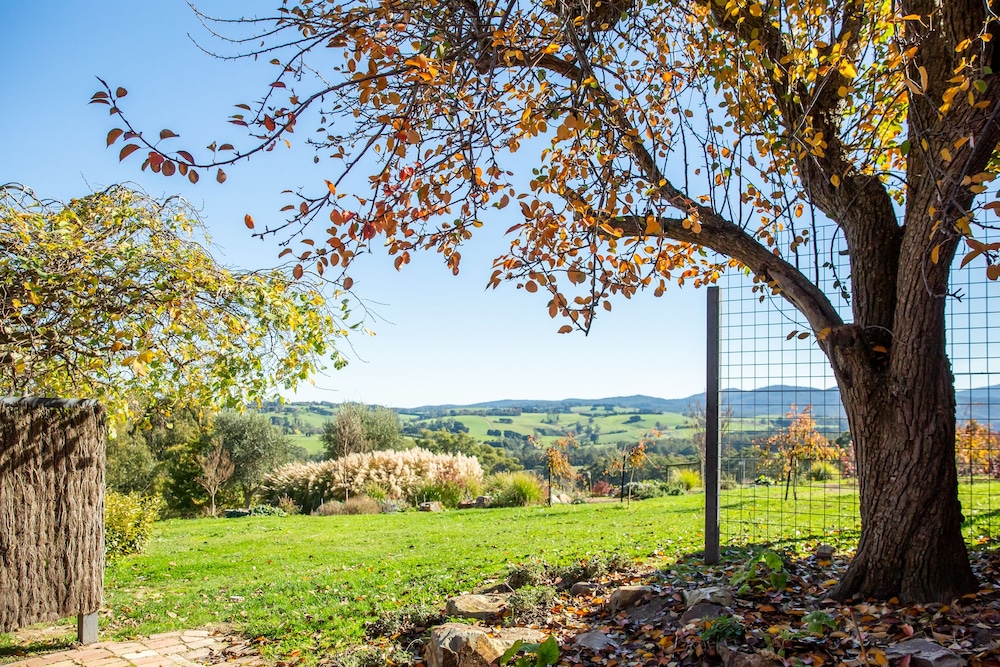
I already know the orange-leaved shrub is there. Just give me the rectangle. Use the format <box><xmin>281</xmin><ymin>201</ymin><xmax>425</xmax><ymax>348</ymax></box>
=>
<box><xmin>262</xmin><ymin>447</ymin><xmax>483</xmax><ymax>513</ymax></box>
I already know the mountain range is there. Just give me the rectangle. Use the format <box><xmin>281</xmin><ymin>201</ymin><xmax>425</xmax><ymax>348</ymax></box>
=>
<box><xmin>410</xmin><ymin>384</ymin><xmax>1000</xmax><ymax>423</ymax></box>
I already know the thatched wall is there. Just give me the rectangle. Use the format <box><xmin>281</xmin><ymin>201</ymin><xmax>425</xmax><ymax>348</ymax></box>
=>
<box><xmin>0</xmin><ymin>398</ymin><xmax>105</xmax><ymax>633</ymax></box>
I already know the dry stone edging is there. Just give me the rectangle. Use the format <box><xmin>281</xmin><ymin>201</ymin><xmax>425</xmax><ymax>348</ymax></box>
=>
<box><xmin>445</xmin><ymin>594</ymin><xmax>509</xmax><ymax>621</ymax></box>
<box><xmin>425</xmin><ymin>623</ymin><xmax>547</xmax><ymax>667</ymax></box>
<box><xmin>885</xmin><ymin>639</ymin><xmax>965</xmax><ymax>667</ymax></box>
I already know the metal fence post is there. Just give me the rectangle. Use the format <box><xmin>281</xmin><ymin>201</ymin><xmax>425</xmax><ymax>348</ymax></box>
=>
<box><xmin>705</xmin><ymin>286</ymin><xmax>721</xmax><ymax>564</ymax></box>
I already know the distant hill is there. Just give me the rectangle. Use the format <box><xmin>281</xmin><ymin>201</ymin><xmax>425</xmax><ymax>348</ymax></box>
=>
<box><xmin>405</xmin><ymin>383</ymin><xmax>1000</xmax><ymax>423</ymax></box>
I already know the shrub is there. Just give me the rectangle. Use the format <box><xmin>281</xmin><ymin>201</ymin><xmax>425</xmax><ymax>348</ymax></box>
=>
<box><xmin>807</xmin><ymin>461</ymin><xmax>838</xmax><ymax>482</ymax></box>
<box><xmin>623</xmin><ymin>480</ymin><xmax>676</xmax><ymax>499</ymax></box>
<box><xmin>407</xmin><ymin>478</ymin><xmax>467</xmax><ymax>508</ymax></box>
<box><xmin>486</xmin><ymin>472</ymin><xmax>545</xmax><ymax>507</ymax></box>
<box><xmin>591</xmin><ymin>480</ymin><xmax>614</xmax><ymax>497</ymax></box>
<box><xmin>276</xmin><ymin>494</ymin><xmax>300</xmax><ymax>515</ymax></box>
<box><xmin>105</xmin><ymin>491</ymin><xmax>162</xmax><ymax>558</ymax></box>
<box><xmin>506</xmin><ymin>558</ymin><xmax>548</xmax><ymax>589</ymax></box>
<box><xmin>671</xmin><ymin>468</ymin><xmax>702</xmax><ymax>491</ymax></box>
<box><xmin>556</xmin><ymin>551</ymin><xmax>632</xmax><ymax>585</ymax></box>
<box><xmin>719</xmin><ymin>472</ymin><xmax>739</xmax><ymax>490</ymax></box>
<box><xmin>315</xmin><ymin>501</ymin><xmax>345</xmax><ymax>516</ymax></box>
<box><xmin>247</xmin><ymin>504</ymin><xmax>287</xmax><ymax>517</ymax></box>
<box><xmin>506</xmin><ymin>585</ymin><xmax>556</xmax><ymax>625</ymax></box>
<box><xmin>343</xmin><ymin>495</ymin><xmax>381</xmax><ymax>515</ymax></box>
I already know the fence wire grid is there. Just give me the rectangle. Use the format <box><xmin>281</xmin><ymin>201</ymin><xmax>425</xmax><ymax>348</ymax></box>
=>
<box><xmin>718</xmin><ymin>220</ymin><xmax>999</xmax><ymax>549</ymax></box>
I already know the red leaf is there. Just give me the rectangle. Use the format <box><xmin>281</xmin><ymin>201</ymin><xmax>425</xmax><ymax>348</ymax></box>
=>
<box><xmin>244</xmin><ymin>214</ymin><xmax>255</xmax><ymax>229</ymax></box>
<box><xmin>216</xmin><ymin>168</ymin><xmax>227</xmax><ymax>184</ymax></box>
<box><xmin>235</xmin><ymin>103</ymin><xmax>251</xmax><ymax>111</ymax></box>
<box><xmin>91</xmin><ymin>91</ymin><xmax>109</xmax><ymax>100</ymax></box>
<box><xmin>343</xmin><ymin>276</ymin><xmax>354</xmax><ymax>290</ymax></box>
<box><xmin>106</xmin><ymin>128</ymin><xmax>124</xmax><ymax>146</ymax></box>
<box><xmin>264</xmin><ymin>115</ymin><xmax>276</xmax><ymax>132</ymax></box>
<box><xmin>159</xmin><ymin>129</ymin><xmax>179</xmax><ymax>140</ymax></box>
<box><xmin>219</xmin><ymin>143</ymin><xmax>235</xmax><ymax>151</ymax></box>
<box><xmin>177</xmin><ymin>150</ymin><xmax>195</xmax><ymax>164</ymax></box>
<box><xmin>162</xmin><ymin>160</ymin><xmax>176</xmax><ymax>177</ymax></box>
<box><xmin>188</xmin><ymin>169</ymin><xmax>199</xmax><ymax>184</ymax></box>
<box><xmin>271</xmin><ymin>81</ymin><xmax>286</xmax><ymax>88</ymax></box>
<box><xmin>119</xmin><ymin>144</ymin><xmax>140</xmax><ymax>161</ymax></box>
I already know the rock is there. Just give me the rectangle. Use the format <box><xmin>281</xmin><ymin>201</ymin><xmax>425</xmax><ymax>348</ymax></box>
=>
<box><xmin>573</xmin><ymin>630</ymin><xmax>618</xmax><ymax>652</ymax></box>
<box><xmin>445</xmin><ymin>594</ymin><xmax>508</xmax><ymax>621</ymax></box>
<box><xmin>606</xmin><ymin>585</ymin><xmax>654</xmax><ymax>612</ymax></box>
<box><xmin>458</xmin><ymin>496</ymin><xmax>493</xmax><ymax>510</ymax></box>
<box><xmin>570</xmin><ymin>582</ymin><xmax>596</xmax><ymax>596</ymax></box>
<box><xmin>815</xmin><ymin>544</ymin><xmax>836</xmax><ymax>559</ymax></box>
<box><xmin>626</xmin><ymin>597</ymin><xmax>674</xmax><ymax>626</ymax></box>
<box><xmin>718</xmin><ymin>646</ymin><xmax>783</xmax><ymax>667</ymax></box>
<box><xmin>680</xmin><ymin>602</ymin><xmax>725</xmax><ymax>624</ymax></box>
<box><xmin>426</xmin><ymin>623</ymin><xmax>547</xmax><ymax>667</ymax></box>
<box><xmin>684</xmin><ymin>586</ymin><xmax>734</xmax><ymax>607</ymax></box>
<box><xmin>885</xmin><ymin>639</ymin><xmax>965</xmax><ymax>667</ymax></box>
<box><xmin>419</xmin><ymin>501</ymin><xmax>443</xmax><ymax>512</ymax></box>
<box><xmin>557</xmin><ymin>493</ymin><xmax>573</xmax><ymax>504</ymax></box>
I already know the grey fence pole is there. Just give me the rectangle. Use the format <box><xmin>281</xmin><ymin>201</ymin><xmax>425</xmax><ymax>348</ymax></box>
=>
<box><xmin>705</xmin><ymin>286</ymin><xmax>721</xmax><ymax>564</ymax></box>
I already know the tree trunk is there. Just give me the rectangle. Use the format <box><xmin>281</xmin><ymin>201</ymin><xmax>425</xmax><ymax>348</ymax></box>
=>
<box><xmin>827</xmin><ymin>324</ymin><xmax>977</xmax><ymax>602</ymax></box>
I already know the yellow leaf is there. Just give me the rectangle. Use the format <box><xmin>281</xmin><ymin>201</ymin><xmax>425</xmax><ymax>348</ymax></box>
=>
<box><xmin>830</xmin><ymin>174</ymin><xmax>841</xmax><ymax>187</ymax></box>
<box><xmin>941</xmin><ymin>147</ymin><xmax>953</xmax><ymax>162</ymax></box>
<box><xmin>748</xmin><ymin>3</ymin><xmax>762</xmax><ymax>16</ymax></box>
<box><xmin>931</xmin><ymin>244</ymin><xmax>941</xmax><ymax>264</ymax></box>
<box><xmin>838</xmin><ymin>61</ymin><xmax>858</xmax><ymax>79</ymax></box>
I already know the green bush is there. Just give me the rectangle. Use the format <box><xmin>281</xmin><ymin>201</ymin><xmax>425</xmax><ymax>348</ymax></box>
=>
<box><xmin>506</xmin><ymin>585</ymin><xmax>556</xmax><ymax>625</ymax></box>
<box><xmin>671</xmin><ymin>468</ymin><xmax>702</xmax><ymax>491</ymax></box>
<box><xmin>407</xmin><ymin>479</ymin><xmax>466</xmax><ymax>508</ymax></box>
<box><xmin>105</xmin><ymin>491</ymin><xmax>162</xmax><ymax>558</ymax></box>
<box><xmin>807</xmin><ymin>461</ymin><xmax>838</xmax><ymax>482</ymax></box>
<box><xmin>486</xmin><ymin>472</ymin><xmax>545</xmax><ymax>507</ymax></box>
<box><xmin>248</xmin><ymin>504</ymin><xmax>287</xmax><ymax>517</ymax></box>
<box><xmin>315</xmin><ymin>501</ymin><xmax>345</xmax><ymax>516</ymax></box>
<box><xmin>719</xmin><ymin>472</ymin><xmax>739</xmax><ymax>490</ymax></box>
<box><xmin>506</xmin><ymin>558</ymin><xmax>548</xmax><ymax>589</ymax></box>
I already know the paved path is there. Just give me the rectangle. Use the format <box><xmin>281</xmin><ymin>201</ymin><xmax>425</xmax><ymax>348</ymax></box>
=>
<box><xmin>6</xmin><ymin>631</ymin><xmax>263</xmax><ymax>667</ymax></box>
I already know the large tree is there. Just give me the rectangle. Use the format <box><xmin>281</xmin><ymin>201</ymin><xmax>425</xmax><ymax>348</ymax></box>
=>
<box><xmin>1</xmin><ymin>184</ymin><xmax>351</xmax><ymax>425</ymax></box>
<box><xmin>96</xmin><ymin>0</ymin><xmax>1000</xmax><ymax>601</ymax></box>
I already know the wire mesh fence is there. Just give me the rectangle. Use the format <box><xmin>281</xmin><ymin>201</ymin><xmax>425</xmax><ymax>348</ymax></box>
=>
<box><xmin>717</xmin><ymin>219</ymin><xmax>999</xmax><ymax>549</ymax></box>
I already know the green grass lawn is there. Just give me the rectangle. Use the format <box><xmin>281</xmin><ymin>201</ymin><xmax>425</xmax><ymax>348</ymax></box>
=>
<box><xmin>83</xmin><ymin>497</ymin><xmax>703</xmax><ymax>660</ymax></box>
<box><xmin>4</xmin><ymin>483</ymin><xmax>997</xmax><ymax>663</ymax></box>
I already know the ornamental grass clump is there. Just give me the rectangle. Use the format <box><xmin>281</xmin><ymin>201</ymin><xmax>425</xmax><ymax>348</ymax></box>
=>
<box><xmin>486</xmin><ymin>471</ymin><xmax>545</xmax><ymax>507</ymax></box>
<box><xmin>262</xmin><ymin>447</ymin><xmax>483</xmax><ymax>513</ymax></box>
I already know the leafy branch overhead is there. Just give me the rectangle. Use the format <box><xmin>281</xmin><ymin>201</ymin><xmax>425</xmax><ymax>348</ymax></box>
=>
<box><xmin>0</xmin><ymin>184</ymin><xmax>352</xmax><ymax>426</ymax></box>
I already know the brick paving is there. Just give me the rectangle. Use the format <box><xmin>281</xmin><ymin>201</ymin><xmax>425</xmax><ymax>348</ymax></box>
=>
<box><xmin>6</xmin><ymin>631</ymin><xmax>263</xmax><ymax>667</ymax></box>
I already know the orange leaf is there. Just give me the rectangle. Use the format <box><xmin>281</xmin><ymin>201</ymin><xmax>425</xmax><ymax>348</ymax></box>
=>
<box><xmin>343</xmin><ymin>276</ymin><xmax>354</xmax><ymax>290</ymax></box>
<box><xmin>244</xmin><ymin>214</ymin><xmax>255</xmax><ymax>229</ymax></box>
<box><xmin>162</xmin><ymin>160</ymin><xmax>176</xmax><ymax>177</ymax></box>
<box><xmin>106</xmin><ymin>128</ymin><xmax>124</xmax><ymax>146</ymax></box>
<box><xmin>188</xmin><ymin>169</ymin><xmax>199</xmax><ymax>184</ymax></box>
<box><xmin>525</xmin><ymin>280</ymin><xmax>538</xmax><ymax>293</ymax></box>
<box><xmin>293</xmin><ymin>264</ymin><xmax>304</xmax><ymax>279</ymax></box>
<box><xmin>115</xmin><ymin>87</ymin><xmax>128</xmax><ymax>98</ymax></box>
<box><xmin>159</xmin><ymin>129</ymin><xmax>179</xmax><ymax>140</ymax></box>
<box><xmin>278</xmin><ymin>248</ymin><xmax>293</xmax><ymax>258</ymax></box>
<box><xmin>119</xmin><ymin>144</ymin><xmax>140</xmax><ymax>161</ymax></box>
<box><xmin>216</xmin><ymin>168</ymin><xmax>227</xmax><ymax>183</ymax></box>
<box><xmin>325</xmin><ymin>180</ymin><xmax>337</xmax><ymax>195</ymax></box>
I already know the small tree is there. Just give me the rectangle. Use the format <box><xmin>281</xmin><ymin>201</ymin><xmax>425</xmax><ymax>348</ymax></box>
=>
<box><xmin>197</xmin><ymin>439</ymin><xmax>235</xmax><ymax>517</ymax></box>
<box><xmin>213</xmin><ymin>412</ymin><xmax>293</xmax><ymax>508</ymax></box>
<box><xmin>753</xmin><ymin>406</ymin><xmax>839</xmax><ymax>500</ymax></box>
<box><xmin>321</xmin><ymin>402</ymin><xmax>402</xmax><ymax>460</ymax></box>
<box><xmin>539</xmin><ymin>434</ymin><xmax>577</xmax><ymax>506</ymax></box>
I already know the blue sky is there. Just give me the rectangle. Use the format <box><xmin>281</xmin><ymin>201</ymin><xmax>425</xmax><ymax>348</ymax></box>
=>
<box><xmin>0</xmin><ymin>1</ymin><xmax>712</xmax><ymax>407</ymax></box>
